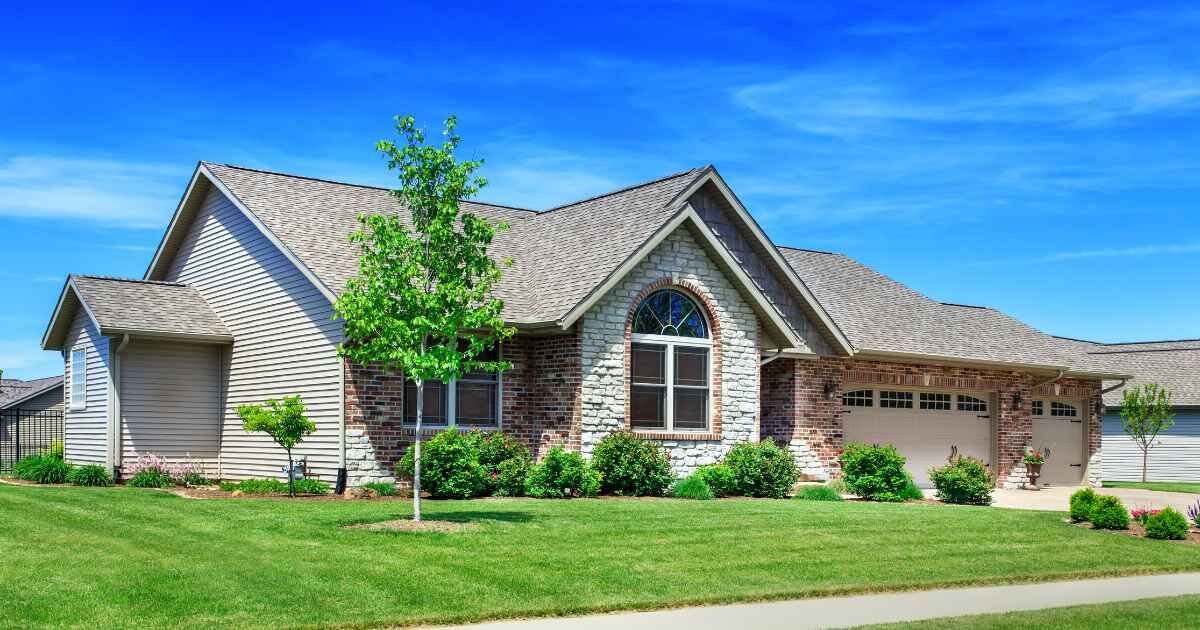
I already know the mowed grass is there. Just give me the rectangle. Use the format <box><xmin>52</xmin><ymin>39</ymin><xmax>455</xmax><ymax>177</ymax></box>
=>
<box><xmin>1104</xmin><ymin>480</ymin><xmax>1200</xmax><ymax>495</ymax></box>
<box><xmin>4</xmin><ymin>486</ymin><xmax>1200</xmax><ymax>629</ymax></box>
<box><xmin>871</xmin><ymin>594</ymin><xmax>1200</xmax><ymax>629</ymax></box>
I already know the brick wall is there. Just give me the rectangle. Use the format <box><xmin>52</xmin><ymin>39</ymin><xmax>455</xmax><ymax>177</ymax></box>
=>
<box><xmin>342</xmin><ymin>330</ymin><xmax>583</xmax><ymax>487</ymax></box>
<box><xmin>761</xmin><ymin>356</ymin><xmax>1102</xmax><ymax>486</ymax></box>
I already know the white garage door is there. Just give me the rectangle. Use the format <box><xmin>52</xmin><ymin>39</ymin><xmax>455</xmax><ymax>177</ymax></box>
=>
<box><xmin>842</xmin><ymin>388</ymin><xmax>993</xmax><ymax>487</ymax></box>
<box><xmin>1031</xmin><ymin>399</ymin><xmax>1085</xmax><ymax>486</ymax></box>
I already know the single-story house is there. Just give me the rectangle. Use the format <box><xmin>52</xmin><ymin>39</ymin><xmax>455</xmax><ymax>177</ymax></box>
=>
<box><xmin>1</xmin><ymin>375</ymin><xmax>63</xmax><ymax>450</ymax></box>
<box><xmin>41</xmin><ymin>162</ymin><xmax>1131</xmax><ymax>489</ymax></box>
<box><xmin>1086</xmin><ymin>340</ymin><xmax>1199</xmax><ymax>482</ymax></box>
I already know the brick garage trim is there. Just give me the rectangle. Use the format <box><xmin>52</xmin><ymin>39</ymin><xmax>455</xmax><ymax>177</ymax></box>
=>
<box><xmin>622</xmin><ymin>277</ymin><xmax>723</xmax><ymax>440</ymax></box>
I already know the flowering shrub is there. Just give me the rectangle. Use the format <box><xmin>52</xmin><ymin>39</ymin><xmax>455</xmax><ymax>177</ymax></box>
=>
<box><xmin>123</xmin><ymin>453</ymin><xmax>209</xmax><ymax>487</ymax></box>
<box><xmin>1188</xmin><ymin>501</ymin><xmax>1200</xmax><ymax>528</ymax></box>
<box><xmin>1131</xmin><ymin>507</ymin><xmax>1163</xmax><ymax>525</ymax></box>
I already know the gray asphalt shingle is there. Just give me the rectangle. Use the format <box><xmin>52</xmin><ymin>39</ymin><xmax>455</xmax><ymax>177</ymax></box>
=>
<box><xmin>70</xmin><ymin>275</ymin><xmax>232</xmax><ymax>340</ymax></box>
<box><xmin>0</xmin><ymin>376</ymin><xmax>63</xmax><ymax>410</ymax></box>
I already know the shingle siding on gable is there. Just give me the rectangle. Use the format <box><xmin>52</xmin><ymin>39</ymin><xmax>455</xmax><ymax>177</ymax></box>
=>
<box><xmin>580</xmin><ymin>225</ymin><xmax>761</xmax><ymax>475</ymax></box>
<box><xmin>166</xmin><ymin>187</ymin><xmax>343</xmax><ymax>481</ymax></box>
<box><xmin>14</xmin><ymin>387</ymin><xmax>63</xmax><ymax>412</ymax></box>
<box><xmin>63</xmin><ymin>308</ymin><xmax>109</xmax><ymax>466</ymax></box>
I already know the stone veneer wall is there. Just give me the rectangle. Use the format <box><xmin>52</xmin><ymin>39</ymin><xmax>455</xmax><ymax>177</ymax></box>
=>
<box><xmin>761</xmin><ymin>356</ymin><xmax>1102</xmax><ymax>487</ymax></box>
<box><xmin>580</xmin><ymin>226</ymin><xmax>761</xmax><ymax>476</ymax></box>
<box><xmin>341</xmin><ymin>330</ymin><xmax>583</xmax><ymax>487</ymax></box>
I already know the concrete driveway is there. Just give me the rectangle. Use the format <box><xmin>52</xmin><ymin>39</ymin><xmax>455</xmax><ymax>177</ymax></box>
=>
<box><xmin>982</xmin><ymin>485</ymin><xmax>1200</xmax><ymax>513</ymax></box>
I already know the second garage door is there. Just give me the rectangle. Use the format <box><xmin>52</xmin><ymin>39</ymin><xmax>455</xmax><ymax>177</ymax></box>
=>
<box><xmin>842</xmin><ymin>388</ymin><xmax>993</xmax><ymax>487</ymax></box>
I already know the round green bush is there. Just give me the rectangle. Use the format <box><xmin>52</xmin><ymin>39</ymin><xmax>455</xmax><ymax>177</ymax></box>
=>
<box><xmin>494</xmin><ymin>456</ymin><xmax>529</xmax><ymax>497</ymax></box>
<box><xmin>724</xmin><ymin>440</ymin><xmax>799</xmax><ymax>499</ymax></box>
<box><xmin>672</xmin><ymin>473</ymin><xmax>714</xmax><ymax>500</ymax></box>
<box><xmin>524</xmin><ymin>447</ymin><xmax>600</xmax><ymax>498</ymax></box>
<box><xmin>397</xmin><ymin>428</ymin><xmax>489</xmax><ymax>499</ymax></box>
<box><xmin>1145</xmin><ymin>507</ymin><xmax>1190</xmax><ymax>540</ymax></box>
<box><xmin>591</xmin><ymin>432</ymin><xmax>674</xmax><ymax>496</ymax></box>
<box><xmin>794</xmin><ymin>484</ymin><xmax>843</xmax><ymax>501</ymax></box>
<box><xmin>1069</xmin><ymin>487</ymin><xmax>1098</xmax><ymax>522</ymax></box>
<box><xmin>468</xmin><ymin>431</ymin><xmax>531</xmax><ymax>494</ymax></box>
<box><xmin>127</xmin><ymin>468</ymin><xmax>174</xmax><ymax>488</ymax></box>
<box><xmin>696</xmin><ymin>464</ymin><xmax>737</xmax><ymax>497</ymax></box>
<box><xmin>1090</xmin><ymin>494</ymin><xmax>1130</xmax><ymax>530</ymax></box>
<box><xmin>840</xmin><ymin>442</ymin><xmax>911</xmax><ymax>502</ymax></box>
<box><xmin>67</xmin><ymin>464</ymin><xmax>112</xmax><ymax>487</ymax></box>
<box><xmin>13</xmin><ymin>455</ymin><xmax>73</xmax><ymax>484</ymax></box>
<box><xmin>928</xmin><ymin>457</ymin><xmax>993</xmax><ymax>505</ymax></box>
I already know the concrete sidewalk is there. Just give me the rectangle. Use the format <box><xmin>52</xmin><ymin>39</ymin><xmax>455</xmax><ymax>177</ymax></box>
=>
<box><xmin>443</xmin><ymin>572</ymin><xmax>1200</xmax><ymax>629</ymax></box>
<box><xmin>987</xmin><ymin>486</ymin><xmax>1199</xmax><ymax>513</ymax></box>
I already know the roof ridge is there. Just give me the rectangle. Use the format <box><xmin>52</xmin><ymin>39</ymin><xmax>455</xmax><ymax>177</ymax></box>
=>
<box><xmin>940</xmin><ymin>302</ymin><xmax>990</xmax><ymax>310</ymax></box>
<box><xmin>73</xmin><ymin>274</ymin><xmax>187</xmax><ymax>287</ymax></box>
<box><xmin>539</xmin><ymin>166</ymin><xmax>708</xmax><ymax>213</ymax></box>
<box><xmin>1098</xmin><ymin>338</ymin><xmax>1200</xmax><ymax>346</ymax></box>
<box><xmin>203</xmin><ymin>162</ymin><xmax>539</xmax><ymax>214</ymax></box>
<box><xmin>1052</xmin><ymin>334</ymin><xmax>1103</xmax><ymax>344</ymax></box>
<box><xmin>777</xmin><ymin>245</ymin><xmax>839</xmax><ymax>256</ymax></box>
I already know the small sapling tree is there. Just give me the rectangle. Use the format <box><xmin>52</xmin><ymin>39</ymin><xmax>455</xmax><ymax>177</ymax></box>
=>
<box><xmin>237</xmin><ymin>395</ymin><xmax>316</xmax><ymax>497</ymax></box>
<box><xmin>1120</xmin><ymin>383</ymin><xmax>1175</xmax><ymax>483</ymax></box>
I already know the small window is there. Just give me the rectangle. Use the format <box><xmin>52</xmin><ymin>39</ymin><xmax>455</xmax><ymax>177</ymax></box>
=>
<box><xmin>919</xmin><ymin>392</ymin><xmax>952</xmax><ymax>410</ymax></box>
<box><xmin>842</xmin><ymin>389</ymin><xmax>874</xmax><ymax>407</ymax></box>
<box><xmin>1050</xmin><ymin>401</ymin><xmax>1078</xmax><ymax>417</ymax></box>
<box><xmin>1032</xmin><ymin>400</ymin><xmax>1044</xmax><ymax>416</ymax></box>
<box><xmin>69</xmin><ymin>347</ymin><xmax>86</xmax><ymax>411</ymax></box>
<box><xmin>402</xmin><ymin>344</ymin><xmax>501</xmax><ymax>428</ymax></box>
<box><xmin>957</xmin><ymin>395</ymin><xmax>987</xmax><ymax>412</ymax></box>
<box><xmin>880</xmin><ymin>391</ymin><xmax>913</xmax><ymax>409</ymax></box>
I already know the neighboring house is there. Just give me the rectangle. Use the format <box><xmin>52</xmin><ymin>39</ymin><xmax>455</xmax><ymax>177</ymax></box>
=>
<box><xmin>0</xmin><ymin>375</ymin><xmax>63</xmax><ymax>446</ymax></box>
<box><xmin>1083</xmin><ymin>340</ymin><xmax>1200</xmax><ymax>482</ymax></box>
<box><xmin>41</xmin><ymin>162</ymin><xmax>1130</xmax><ymax>489</ymax></box>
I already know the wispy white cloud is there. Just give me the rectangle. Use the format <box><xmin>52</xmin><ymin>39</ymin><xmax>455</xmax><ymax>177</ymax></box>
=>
<box><xmin>104</xmin><ymin>244</ymin><xmax>154</xmax><ymax>253</ymax></box>
<box><xmin>1043</xmin><ymin>243</ymin><xmax>1200</xmax><ymax>262</ymax></box>
<box><xmin>0</xmin><ymin>339</ymin><xmax>61</xmax><ymax>380</ymax></box>
<box><xmin>0</xmin><ymin>156</ymin><xmax>186</xmax><ymax>227</ymax></box>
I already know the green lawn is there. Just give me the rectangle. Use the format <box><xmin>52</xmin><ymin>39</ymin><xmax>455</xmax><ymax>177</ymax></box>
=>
<box><xmin>1104</xmin><ymin>480</ymin><xmax>1200</xmax><ymax>494</ymax></box>
<box><xmin>870</xmin><ymin>595</ymin><xmax>1200</xmax><ymax>628</ymax></box>
<box><xmin>5</xmin><ymin>486</ymin><xmax>1200</xmax><ymax>629</ymax></box>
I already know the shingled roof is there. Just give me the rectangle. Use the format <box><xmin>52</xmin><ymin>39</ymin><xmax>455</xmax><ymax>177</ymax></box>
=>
<box><xmin>778</xmin><ymin>247</ymin><xmax>1126</xmax><ymax>377</ymax></box>
<box><xmin>42</xmin><ymin>275</ymin><xmax>232</xmax><ymax>350</ymax></box>
<box><xmin>1077</xmin><ymin>340</ymin><xmax>1200</xmax><ymax>407</ymax></box>
<box><xmin>0</xmin><ymin>375</ymin><xmax>63</xmax><ymax>410</ymax></box>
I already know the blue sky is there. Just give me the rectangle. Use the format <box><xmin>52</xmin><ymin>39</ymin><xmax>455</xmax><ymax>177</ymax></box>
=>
<box><xmin>2</xmin><ymin>1</ymin><xmax>1198</xmax><ymax>378</ymax></box>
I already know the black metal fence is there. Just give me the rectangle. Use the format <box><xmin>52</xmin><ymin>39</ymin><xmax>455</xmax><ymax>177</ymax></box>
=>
<box><xmin>0</xmin><ymin>409</ymin><xmax>63</xmax><ymax>471</ymax></box>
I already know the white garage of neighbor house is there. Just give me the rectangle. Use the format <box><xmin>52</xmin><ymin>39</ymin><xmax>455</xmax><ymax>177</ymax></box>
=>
<box><xmin>1092</xmin><ymin>340</ymin><xmax>1200</xmax><ymax>482</ymax></box>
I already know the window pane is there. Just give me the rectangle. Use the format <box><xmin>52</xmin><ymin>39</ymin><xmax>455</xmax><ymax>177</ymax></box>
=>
<box><xmin>919</xmin><ymin>392</ymin><xmax>951</xmax><ymax>410</ymax></box>
<box><xmin>631</xmin><ymin>385</ymin><xmax>666</xmax><ymax>429</ymax></box>
<box><xmin>461</xmin><ymin>342</ymin><xmax>500</xmax><ymax>380</ymax></box>
<box><xmin>456</xmin><ymin>381</ymin><xmax>497</xmax><ymax>426</ymax></box>
<box><xmin>673</xmin><ymin>388</ymin><xmax>708</xmax><ymax>430</ymax></box>
<box><xmin>880</xmin><ymin>391</ymin><xmax>913</xmax><ymax>408</ymax></box>
<box><xmin>674</xmin><ymin>347</ymin><xmax>708</xmax><ymax>387</ymax></box>
<box><xmin>631</xmin><ymin>343</ymin><xmax>665</xmax><ymax>384</ymax></box>
<box><xmin>403</xmin><ymin>380</ymin><xmax>447</xmax><ymax>425</ymax></box>
<box><xmin>842</xmin><ymin>390</ymin><xmax>873</xmax><ymax>407</ymax></box>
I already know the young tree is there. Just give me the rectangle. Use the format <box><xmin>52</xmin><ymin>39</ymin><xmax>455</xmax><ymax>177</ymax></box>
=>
<box><xmin>335</xmin><ymin>115</ymin><xmax>514</xmax><ymax>521</ymax></box>
<box><xmin>237</xmin><ymin>396</ymin><xmax>316</xmax><ymax>497</ymax></box>
<box><xmin>1120</xmin><ymin>383</ymin><xmax>1175</xmax><ymax>483</ymax></box>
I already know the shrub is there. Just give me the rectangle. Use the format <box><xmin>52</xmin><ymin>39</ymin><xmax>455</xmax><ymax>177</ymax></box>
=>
<box><xmin>724</xmin><ymin>440</ymin><xmax>799</xmax><ymax>499</ymax></box>
<box><xmin>900</xmin><ymin>477</ymin><xmax>925</xmax><ymax>501</ymax></box>
<box><xmin>840</xmin><ymin>442</ymin><xmax>911</xmax><ymax>502</ymax></box>
<box><xmin>397</xmin><ymin>428</ymin><xmax>489</xmax><ymax>499</ymax></box>
<box><xmin>12</xmin><ymin>454</ymin><xmax>73</xmax><ymax>484</ymax></box>
<box><xmin>361</xmin><ymin>482</ymin><xmax>397</xmax><ymax>497</ymax></box>
<box><xmin>696</xmin><ymin>464</ymin><xmax>737</xmax><ymax>497</ymax></box>
<box><xmin>127</xmin><ymin>467</ymin><xmax>174</xmax><ymax>488</ymax></box>
<box><xmin>291</xmin><ymin>478</ymin><xmax>330</xmax><ymax>495</ymax></box>
<box><xmin>1089</xmin><ymin>495</ymin><xmax>1130</xmax><ymax>530</ymax></box>
<box><xmin>494</xmin><ymin>457</ymin><xmax>529</xmax><ymax>497</ymax></box>
<box><xmin>1145</xmin><ymin>507</ymin><xmax>1190</xmax><ymax>540</ymax></box>
<box><xmin>672</xmin><ymin>473</ymin><xmax>714</xmax><ymax>500</ymax></box>
<box><xmin>1132</xmin><ymin>507</ymin><xmax>1162</xmax><ymax>525</ymax></box>
<box><xmin>1069</xmin><ymin>488</ymin><xmax>1098</xmax><ymax>522</ymax></box>
<box><xmin>928</xmin><ymin>457</ymin><xmax>993</xmax><ymax>505</ymax></box>
<box><xmin>218</xmin><ymin>480</ymin><xmax>238</xmax><ymax>492</ymax></box>
<box><xmin>591</xmin><ymin>432</ymin><xmax>674</xmax><ymax>496</ymax></box>
<box><xmin>524</xmin><ymin>447</ymin><xmax>600</xmax><ymax>498</ymax></box>
<box><xmin>45</xmin><ymin>440</ymin><xmax>64</xmax><ymax>460</ymax></box>
<box><xmin>1189</xmin><ymin>500</ymin><xmax>1200</xmax><ymax>528</ymax></box>
<box><xmin>794</xmin><ymin>484</ymin><xmax>843</xmax><ymax>501</ymax></box>
<box><xmin>67</xmin><ymin>464</ymin><xmax>112</xmax><ymax>487</ymax></box>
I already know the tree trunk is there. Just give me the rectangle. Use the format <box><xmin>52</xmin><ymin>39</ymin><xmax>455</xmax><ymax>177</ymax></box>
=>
<box><xmin>1142</xmin><ymin>448</ymin><xmax>1149</xmax><ymax>484</ymax></box>
<box><xmin>413</xmin><ymin>379</ymin><xmax>423</xmax><ymax>522</ymax></box>
<box><xmin>287</xmin><ymin>447</ymin><xmax>295</xmax><ymax>498</ymax></box>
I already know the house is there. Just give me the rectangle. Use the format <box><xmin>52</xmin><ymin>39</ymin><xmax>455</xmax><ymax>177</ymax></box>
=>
<box><xmin>0</xmin><ymin>375</ymin><xmax>63</xmax><ymax>456</ymax></box>
<box><xmin>0</xmin><ymin>376</ymin><xmax>63</xmax><ymax>413</ymax></box>
<box><xmin>1082</xmin><ymin>340</ymin><xmax>1200</xmax><ymax>482</ymax></box>
<box><xmin>40</xmin><ymin>162</ymin><xmax>1130</xmax><ymax>489</ymax></box>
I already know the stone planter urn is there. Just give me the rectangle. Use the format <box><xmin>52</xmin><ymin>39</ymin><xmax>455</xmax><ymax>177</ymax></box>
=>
<box><xmin>1025</xmin><ymin>463</ymin><xmax>1043</xmax><ymax>490</ymax></box>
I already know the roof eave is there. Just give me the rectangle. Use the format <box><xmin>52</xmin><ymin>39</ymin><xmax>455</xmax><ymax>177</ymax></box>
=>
<box><xmin>41</xmin><ymin>276</ymin><xmax>103</xmax><ymax>351</ymax></box>
<box><xmin>99</xmin><ymin>328</ymin><xmax>234</xmax><ymax>344</ymax></box>
<box><xmin>0</xmin><ymin>379</ymin><xmax>64</xmax><ymax>411</ymax></box>
<box><xmin>854</xmin><ymin>348</ymin><xmax>1090</xmax><ymax>377</ymax></box>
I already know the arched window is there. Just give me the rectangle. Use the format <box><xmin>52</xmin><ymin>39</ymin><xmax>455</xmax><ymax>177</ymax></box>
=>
<box><xmin>629</xmin><ymin>289</ymin><xmax>712</xmax><ymax>432</ymax></box>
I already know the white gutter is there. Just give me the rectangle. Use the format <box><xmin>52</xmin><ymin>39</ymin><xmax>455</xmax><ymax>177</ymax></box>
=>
<box><xmin>110</xmin><ymin>334</ymin><xmax>131</xmax><ymax>470</ymax></box>
<box><xmin>760</xmin><ymin>349</ymin><xmax>784</xmax><ymax>366</ymax></box>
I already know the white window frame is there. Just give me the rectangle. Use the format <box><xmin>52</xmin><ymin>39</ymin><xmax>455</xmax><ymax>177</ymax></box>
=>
<box><xmin>69</xmin><ymin>346</ymin><xmax>86</xmax><ymax>411</ymax></box>
<box><xmin>631</xmin><ymin>332</ymin><xmax>714</xmax><ymax>433</ymax></box>
<box><xmin>402</xmin><ymin>347</ymin><xmax>504</xmax><ymax>430</ymax></box>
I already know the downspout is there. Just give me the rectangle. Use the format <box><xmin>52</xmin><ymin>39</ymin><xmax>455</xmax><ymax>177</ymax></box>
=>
<box><xmin>336</xmin><ymin>356</ymin><xmax>347</xmax><ymax>494</ymax></box>
<box><xmin>760</xmin><ymin>349</ymin><xmax>784</xmax><ymax>366</ymax></box>
<box><xmin>1100</xmin><ymin>378</ymin><xmax>1128</xmax><ymax>396</ymax></box>
<box><xmin>1031</xmin><ymin>369</ymin><xmax>1066</xmax><ymax>391</ymax></box>
<box><xmin>111</xmin><ymin>334</ymin><xmax>131</xmax><ymax>478</ymax></box>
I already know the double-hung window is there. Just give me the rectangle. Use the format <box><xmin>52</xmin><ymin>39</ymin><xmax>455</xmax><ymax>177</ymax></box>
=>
<box><xmin>629</xmin><ymin>289</ymin><xmax>712</xmax><ymax>432</ymax></box>
<box><xmin>402</xmin><ymin>344</ymin><xmax>501</xmax><ymax>428</ymax></box>
<box><xmin>69</xmin><ymin>346</ymin><xmax>86</xmax><ymax>411</ymax></box>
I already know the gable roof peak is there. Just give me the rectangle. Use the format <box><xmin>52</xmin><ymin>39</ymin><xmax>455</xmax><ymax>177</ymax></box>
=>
<box><xmin>541</xmin><ymin>165</ymin><xmax>709</xmax><ymax>213</ymax></box>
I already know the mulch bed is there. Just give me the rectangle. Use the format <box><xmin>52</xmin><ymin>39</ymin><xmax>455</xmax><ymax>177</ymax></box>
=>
<box><xmin>343</xmin><ymin>519</ymin><xmax>476</xmax><ymax>533</ymax></box>
<box><xmin>1074</xmin><ymin>520</ymin><xmax>1200</xmax><ymax>544</ymax></box>
<box><xmin>173</xmin><ymin>487</ymin><xmax>413</xmax><ymax>501</ymax></box>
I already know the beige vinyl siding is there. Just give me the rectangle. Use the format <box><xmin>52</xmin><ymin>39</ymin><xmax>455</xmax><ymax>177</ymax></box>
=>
<box><xmin>15</xmin><ymin>387</ymin><xmax>64</xmax><ymax>412</ymax></box>
<box><xmin>166</xmin><ymin>187</ymin><xmax>342</xmax><ymax>481</ymax></box>
<box><xmin>120</xmin><ymin>340</ymin><xmax>221</xmax><ymax>474</ymax></box>
<box><xmin>63</xmin><ymin>309</ymin><xmax>109</xmax><ymax>465</ymax></box>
